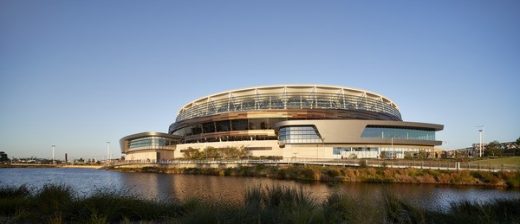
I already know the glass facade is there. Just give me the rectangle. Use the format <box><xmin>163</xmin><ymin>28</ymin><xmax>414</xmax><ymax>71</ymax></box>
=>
<box><xmin>176</xmin><ymin>92</ymin><xmax>401</xmax><ymax>122</ymax></box>
<box><xmin>279</xmin><ymin>126</ymin><xmax>322</xmax><ymax>144</ymax></box>
<box><xmin>128</xmin><ymin>137</ymin><xmax>175</xmax><ymax>150</ymax></box>
<box><xmin>332</xmin><ymin>146</ymin><xmax>429</xmax><ymax>159</ymax></box>
<box><xmin>171</xmin><ymin>118</ymin><xmax>285</xmax><ymax>136</ymax></box>
<box><xmin>361</xmin><ymin>126</ymin><xmax>435</xmax><ymax>141</ymax></box>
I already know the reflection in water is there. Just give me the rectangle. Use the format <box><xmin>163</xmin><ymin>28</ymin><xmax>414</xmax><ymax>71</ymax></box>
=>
<box><xmin>1</xmin><ymin>168</ymin><xmax>519</xmax><ymax>210</ymax></box>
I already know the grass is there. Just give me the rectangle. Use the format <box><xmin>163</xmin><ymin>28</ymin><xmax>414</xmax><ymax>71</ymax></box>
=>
<box><xmin>469</xmin><ymin>156</ymin><xmax>520</xmax><ymax>166</ymax></box>
<box><xmin>1</xmin><ymin>184</ymin><xmax>519</xmax><ymax>223</ymax></box>
<box><xmin>123</xmin><ymin>165</ymin><xmax>520</xmax><ymax>188</ymax></box>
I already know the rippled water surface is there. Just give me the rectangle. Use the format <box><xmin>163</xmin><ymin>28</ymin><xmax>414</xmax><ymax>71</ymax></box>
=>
<box><xmin>1</xmin><ymin>168</ymin><xmax>519</xmax><ymax>210</ymax></box>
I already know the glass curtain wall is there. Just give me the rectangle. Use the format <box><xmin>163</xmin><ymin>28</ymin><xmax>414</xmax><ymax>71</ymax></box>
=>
<box><xmin>279</xmin><ymin>126</ymin><xmax>322</xmax><ymax>144</ymax></box>
<box><xmin>128</xmin><ymin>137</ymin><xmax>175</xmax><ymax>150</ymax></box>
<box><xmin>361</xmin><ymin>127</ymin><xmax>435</xmax><ymax>141</ymax></box>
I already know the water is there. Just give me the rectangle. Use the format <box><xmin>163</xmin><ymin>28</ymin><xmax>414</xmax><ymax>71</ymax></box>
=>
<box><xmin>1</xmin><ymin>168</ymin><xmax>519</xmax><ymax>210</ymax></box>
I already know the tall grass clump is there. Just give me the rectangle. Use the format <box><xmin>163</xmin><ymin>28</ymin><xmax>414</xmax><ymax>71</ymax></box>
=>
<box><xmin>382</xmin><ymin>190</ymin><xmax>427</xmax><ymax>224</ymax></box>
<box><xmin>322</xmin><ymin>192</ymin><xmax>387</xmax><ymax>224</ymax></box>
<box><xmin>68</xmin><ymin>188</ymin><xmax>181</xmax><ymax>223</ymax></box>
<box><xmin>0</xmin><ymin>184</ymin><xmax>182</xmax><ymax>223</ymax></box>
<box><xmin>2</xmin><ymin>183</ymin><xmax>520</xmax><ymax>223</ymax></box>
<box><xmin>0</xmin><ymin>185</ymin><xmax>31</xmax><ymax>218</ymax></box>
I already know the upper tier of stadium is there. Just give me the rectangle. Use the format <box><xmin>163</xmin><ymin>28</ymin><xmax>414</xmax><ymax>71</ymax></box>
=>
<box><xmin>175</xmin><ymin>84</ymin><xmax>402</xmax><ymax>122</ymax></box>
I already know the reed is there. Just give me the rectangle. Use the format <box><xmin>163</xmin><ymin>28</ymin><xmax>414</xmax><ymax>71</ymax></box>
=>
<box><xmin>1</xmin><ymin>183</ymin><xmax>519</xmax><ymax>223</ymax></box>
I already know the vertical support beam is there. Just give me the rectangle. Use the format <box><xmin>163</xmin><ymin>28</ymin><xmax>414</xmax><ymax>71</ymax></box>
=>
<box><xmin>228</xmin><ymin>93</ymin><xmax>231</xmax><ymax>112</ymax></box>
<box><xmin>313</xmin><ymin>86</ymin><xmax>317</xmax><ymax>109</ymax></box>
<box><xmin>283</xmin><ymin>86</ymin><xmax>287</xmax><ymax>109</ymax></box>
<box><xmin>205</xmin><ymin>97</ymin><xmax>210</xmax><ymax>115</ymax></box>
<box><xmin>300</xmin><ymin>95</ymin><xmax>303</xmax><ymax>109</ymax></box>
<box><xmin>342</xmin><ymin>89</ymin><xmax>346</xmax><ymax>109</ymax></box>
<box><xmin>255</xmin><ymin>88</ymin><xmax>258</xmax><ymax>110</ymax></box>
<box><xmin>363</xmin><ymin>92</ymin><xmax>367</xmax><ymax>110</ymax></box>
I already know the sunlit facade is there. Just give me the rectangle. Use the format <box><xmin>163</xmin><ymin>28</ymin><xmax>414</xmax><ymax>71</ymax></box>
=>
<box><xmin>120</xmin><ymin>132</ymin><xmax>181</xmax><ymax>161</ymax></box>
<box><xmin>121</xmin><ymin>85</ymin><xmax>443</xmax><ymax>161</ymax></box>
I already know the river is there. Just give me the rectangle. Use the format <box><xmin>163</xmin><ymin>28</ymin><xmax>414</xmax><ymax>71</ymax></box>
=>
<box><xmin>1</xmin><ymin>168</ymin><xmax>519</xmax><ymax>210</ymax></box>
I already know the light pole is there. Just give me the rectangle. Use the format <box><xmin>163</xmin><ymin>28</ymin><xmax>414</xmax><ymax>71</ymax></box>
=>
<box><xmin>478</xmin><ymin>129</ymin><xmax>483</xmax><ymax>158</ymax></box>
<box><xmin>52</xmin><ymin>145</ymin><xmax>55</xmax><ymax>164</ymax></box>
<box><xmin>106</xmin><ymin>142</ymin><xmax>110</xmax><ymax>162</ymax></box>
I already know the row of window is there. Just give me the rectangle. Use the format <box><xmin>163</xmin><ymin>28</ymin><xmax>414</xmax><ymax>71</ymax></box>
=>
<box><xmin>171</xmin><ymin>118</ymin><xmax>285</xmax><ymax>136</ymax></box>
<box><xmin>128</xmin><ymin>137</ymin><xmax>176</xmax><ymax>149</ymax></box>
<box><xmin>176</xmin><ymin>93</ymin><xmax>401</xmax><ymax>121</ymax></box>
<box><xmin>279</xmin><ymin>126</ymin><xmax>322</xmax><ymax>144</ymax></box>
<box><xmin>333</xmin><ymin>147</ymin><xmax>380</xmax><ymax>154</ymax></box>
<box><xmin>333</xmin><ymin>147</ymin><xmax>432</xmax><ymax>159</ymax></box>
<box><xmin>361</xmin><ymin>127</ymin><xmax>435</xmax><ymax>141</ymax></box>
<box><xmin>183</xmin><ymin>135</ymin><xmax>277</xmax><ymax>143</ymax></box>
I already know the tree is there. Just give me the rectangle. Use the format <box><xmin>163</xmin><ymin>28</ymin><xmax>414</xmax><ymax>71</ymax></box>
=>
<box><xmin>0</xmin><ymin>152</ymin><xmax>8</xmax><ymax>162</ymax></box>
<box><xmin>182</xmin><ymin>147</ymin><xmax>202</xmax><ymax>160</ymax></box>
<box><xmin>417</xmin><ymin>150</ymin><xmax>428</xmax><ymax>160</ymax></box>
<box><xmin>485</xmin><ymin>141</ymin><xmax>502</xmax><ymax>157</ymax></box>
<box><xmin>513</xmin><ymin>137</ymin><xmax>520</xmax><ymax>156</ymax></box>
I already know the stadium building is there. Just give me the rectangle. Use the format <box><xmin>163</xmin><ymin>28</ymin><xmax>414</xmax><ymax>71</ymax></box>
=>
<box><xmin>120</xmin><ymin>85</ymin><xmax>443</xmax><ymax>161</ymax></box>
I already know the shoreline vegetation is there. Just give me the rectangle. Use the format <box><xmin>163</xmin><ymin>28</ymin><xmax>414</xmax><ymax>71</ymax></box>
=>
<box><xmin>0</xmin><ymin>163</ymin><xmax>103</xmax><ymax>169</ymax></box>
<box><xmin>2</xmin><ymin>160</ymin><xmax>519</xmax><ymax>188</ymax></box>
<box><xmin>113</xmin><ymin>165</ymin><xmax>520</xmax><ymax>188</ymax></box>
<box><xmin>1</xmin><ymin>184</ymin><xmax>519</xmax><ymax>223</ymax></box>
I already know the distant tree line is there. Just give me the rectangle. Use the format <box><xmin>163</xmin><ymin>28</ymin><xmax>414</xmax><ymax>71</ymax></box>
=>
<box><xmin>484</xmin><ymin>137</ymin><xmax>520</xmax><ymax>157</ymax></box>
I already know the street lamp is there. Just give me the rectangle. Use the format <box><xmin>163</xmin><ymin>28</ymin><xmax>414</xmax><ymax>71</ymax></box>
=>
<box><xmin>106</xmin><ymin>142</ymin><xmax>110</xmax><ymax>162</ymax></box>
<box><xmin>478</xmin><ymin>128</ymin><xmax>483</xmax><ymax>158</ymax></box>
<box><xmin>51</xmin><ymin>145</ymin><xmax>55</xmax><ymax>164</ymax></box>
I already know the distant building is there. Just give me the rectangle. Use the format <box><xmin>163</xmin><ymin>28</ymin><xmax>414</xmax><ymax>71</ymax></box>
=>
<box><xmin>453</xmin><ymin>141</ymin><xmax>519</xmax><ymax>157</ymax></box>
<box><xmin>121</xmin><ymin>85</ymin><xmax>444</xmax><ymax>161</ymax></box>
<box><xmin>0</xmin><ymin>151</ymin><xmax>9</xmax><ymax>162</ymax></box>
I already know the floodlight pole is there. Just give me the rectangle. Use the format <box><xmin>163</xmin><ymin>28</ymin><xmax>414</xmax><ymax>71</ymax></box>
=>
<box><xmin>52</xmin><ymin>145</ymin><xmax>55</xmax><ymax>164</ymax></box>
<box><xmin>479</xmin><ymin>129</ymin><xmax>483</xmax><ymax>158</ymax></box>
<box><xmin>106</xmin><ymin>142</ymin><xmax>110</xmax><ymax>162</ymax></box>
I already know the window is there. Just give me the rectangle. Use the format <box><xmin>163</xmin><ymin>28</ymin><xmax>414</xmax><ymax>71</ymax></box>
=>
<box><xmin>128</xmin><ymin>137</ymin><xmax>177</xmax><ymax>150</ymax></box>
<box><xmin>216</xmin><ymin>120</ymin><xmax>230</xmax><ymax>132</ymax></box>
<box><xmin>203</xmin><ymin>122</ymin><xmax>216</xmax><ymax>133</ymax></box>
<box><xmin>231</xmin><ymin>119</ymin><xmax>248</xmax><ymax>131</ymax></box>
<box><xmin>279</xmin><ymin>126</ymin><xmax>322</xmax><ymax>144</ymax></box>
<box><xmin>361</xmin><ymin>126</ymin><xmax>435</xmax><ymax>141</ymax></box>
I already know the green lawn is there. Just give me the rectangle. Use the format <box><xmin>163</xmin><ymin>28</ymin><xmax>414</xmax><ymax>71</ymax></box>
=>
<box><xmin>469</xmin><ymin>157</ymin><xmax>520</xmax><ymax>166</ymax></box>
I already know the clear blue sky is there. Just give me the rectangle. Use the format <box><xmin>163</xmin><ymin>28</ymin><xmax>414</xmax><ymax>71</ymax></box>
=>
<box><xmin>1</xmin><ymin>0</ymin><xmax>519</xmax><ymax>160</ymax></box>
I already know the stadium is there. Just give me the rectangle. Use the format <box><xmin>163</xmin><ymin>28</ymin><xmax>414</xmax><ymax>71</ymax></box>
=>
<box><xmin>120</xmin><ymin>85</ymin><xmax>443</xmax><ymax>161</ymax></box>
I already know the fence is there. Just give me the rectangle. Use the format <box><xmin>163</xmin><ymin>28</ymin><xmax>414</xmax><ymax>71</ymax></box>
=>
<box><xmin>110</xmin><ymin>158</ymin><xmax>520</xmax><ymax>172</ymax></box>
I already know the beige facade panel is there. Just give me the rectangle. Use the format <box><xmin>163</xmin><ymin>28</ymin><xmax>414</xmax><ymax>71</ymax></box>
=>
<box><xmin>274</xmin><ymin>120</ymin><xmax>443</xmax><ymax>146</ymax></box>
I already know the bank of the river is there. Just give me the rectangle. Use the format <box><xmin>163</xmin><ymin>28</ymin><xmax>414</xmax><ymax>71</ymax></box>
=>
<box><xmin>0</xmin><ymin>164</ymin><xmax>103</xmax><ymax>169</ymax></box>
<box><xmin>112</xmin><ymin>164</ymin><xmax>520</xmax><ymax>188</ymax></box>
<box><xmin>1</xmin><ymin>183</ymin><xmax>519</xmax><ymax>224</ymax></box>
<box><xmin>0</xmin><ymin>163</ymin><xmax>57</xmax><ymax>168</ymax></box>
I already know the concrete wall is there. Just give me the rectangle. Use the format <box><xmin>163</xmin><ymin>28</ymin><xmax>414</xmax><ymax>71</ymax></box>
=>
<box><xmin>282</xmin><ymin>145</ymin><xmax>334</xmax><ymax>159</ymax></box>
<box><xmin>125</xmin><ymin>149</ymin><xmax>175</xmax><ymax>161</ymax></box>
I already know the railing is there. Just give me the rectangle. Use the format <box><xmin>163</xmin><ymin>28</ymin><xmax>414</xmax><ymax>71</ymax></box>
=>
<box><xmin>176</xmin><ymin>92</ymin><xmax>401</xmax><ymax>121</ymax></box>
<box><xmin>109</xmin><ymin>159</ymin><xmax>519</xmax><ymax>172</ymax></box>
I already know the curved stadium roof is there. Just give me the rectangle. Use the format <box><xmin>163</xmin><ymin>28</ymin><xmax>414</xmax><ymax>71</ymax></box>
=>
<box><xmin>176</xmin><ymin>84</ymin><xmax>401</xmax><ymax>122</ymax></box>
